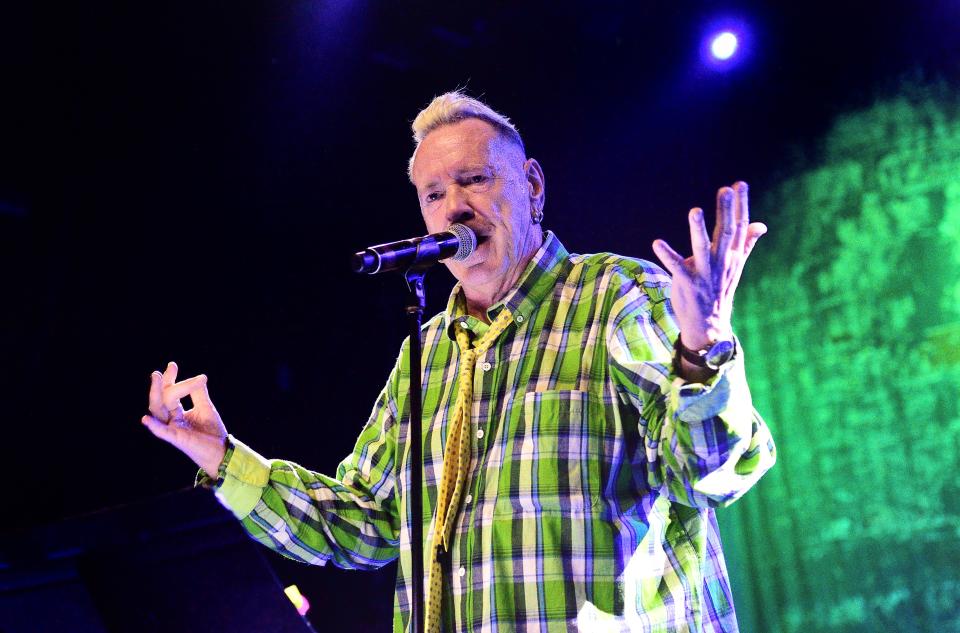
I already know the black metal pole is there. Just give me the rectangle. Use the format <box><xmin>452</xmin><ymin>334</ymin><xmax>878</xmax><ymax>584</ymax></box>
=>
<box><xmin>404</xmin><ymin>268</ymin><xmax>427</xmax><ymax>633</ymax></box>
<box><xmin>355</xmin><ymin>237</ymin><xmax>442</xmax><ymax>633</ymax></box>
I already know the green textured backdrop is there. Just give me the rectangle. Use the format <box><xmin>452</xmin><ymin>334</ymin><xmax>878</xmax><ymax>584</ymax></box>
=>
<box><xmin>718</xmin><ymin>81</ymin><xmax>960</xmax><ymax>633</ymax></box>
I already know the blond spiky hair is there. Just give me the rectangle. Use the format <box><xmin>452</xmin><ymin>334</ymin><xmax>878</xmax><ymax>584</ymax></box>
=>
<box><xmin>407</xmin><ymin>91</ymin><xmax>525</xmax><ymax>178</ymax></box>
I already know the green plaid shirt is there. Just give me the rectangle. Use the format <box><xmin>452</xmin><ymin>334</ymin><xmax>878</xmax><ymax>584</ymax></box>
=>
<box><xmin>211</xmin><ymin>231</ymin><xmax>776</xmax><ymax>632</ymax></box>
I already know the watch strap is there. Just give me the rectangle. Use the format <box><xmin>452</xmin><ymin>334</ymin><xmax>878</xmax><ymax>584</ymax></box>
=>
<box><xmin>674</xmin><ymin>336</ymin><xmax>737</xmax><ymax>371</ymax></box>
<box><xmin>675</xmin><ymin>336</ymin><xmax>709</xmax><ymax>367</ymax></box>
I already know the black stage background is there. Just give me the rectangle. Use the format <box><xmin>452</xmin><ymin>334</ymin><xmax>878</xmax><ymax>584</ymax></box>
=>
<box><xmin>2</xmin><ymin>2</ymin><xmax>957</xmax><ymax>630</ymax></box>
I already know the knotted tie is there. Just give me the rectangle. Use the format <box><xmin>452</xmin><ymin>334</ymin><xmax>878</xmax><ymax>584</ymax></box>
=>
<box><xmin>424</xmin><ymin>307</ymin><xmax>514</xmax><ymax>633</ymax></box>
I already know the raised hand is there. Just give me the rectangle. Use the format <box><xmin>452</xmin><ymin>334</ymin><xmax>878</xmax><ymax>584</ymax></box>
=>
<box><xmin>142</xmin><ymin>361</ymin><xmax>228</xmax><ymax>476</ymax></box>
<box><xmin>651</xmin><ymin>181</ymin><xmax>766</xmax><ymax>359</ymax></box>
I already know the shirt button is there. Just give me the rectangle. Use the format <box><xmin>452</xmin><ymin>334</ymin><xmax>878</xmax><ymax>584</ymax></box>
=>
<box><xmin>476</xmin><ymin>429</ymin><xmax>484</xmax><ymax>439</ymax></box>
<box><xmin>458</xmin><ymin>566</ymin><xmax>466</xmax><ymax>577</ymax></box>
<box><xmin>515</xmin><ymin>315</ymin><xmax>525</xmax><ymax>323</ymax></box>
<box><xmin>465</xmin><ymin>494</ymin><xmax>473</xmax><ymax>504</ymax></box>
<box><xmin>481</xmin><ymin>361</ymin><xmax>492</xmax><ymax>371</ymax></box>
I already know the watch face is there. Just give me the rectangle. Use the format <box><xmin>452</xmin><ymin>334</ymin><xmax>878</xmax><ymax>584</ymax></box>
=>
<box><xmin>705</xmin><ymin>340</ymin><xmax>736</xmax><ymax>369</ymax></box>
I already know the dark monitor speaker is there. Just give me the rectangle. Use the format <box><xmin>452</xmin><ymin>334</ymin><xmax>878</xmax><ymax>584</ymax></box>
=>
<box><xmin>0</xmin><ymin>488</ymin><xmax>316</xmax><ymax>633</ymax></box>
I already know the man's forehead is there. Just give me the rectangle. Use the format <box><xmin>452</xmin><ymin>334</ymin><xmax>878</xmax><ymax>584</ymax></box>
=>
<box><xmin>412</xmin><ymin>119</ymin><xmax>513</xmax><ymax>186</ymax></box>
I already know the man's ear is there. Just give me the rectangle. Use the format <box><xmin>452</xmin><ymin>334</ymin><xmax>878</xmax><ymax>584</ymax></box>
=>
<box><xmin>524</xmin><ymin>158</ymin><xmax>546</xmax><ymax>209</ymax></box>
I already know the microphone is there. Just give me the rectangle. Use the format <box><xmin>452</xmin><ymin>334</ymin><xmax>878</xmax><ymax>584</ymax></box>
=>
<box><xmin>351</xmin><ymin>223</ymin><xmax>478</xmax><ymax>274</ymax></box>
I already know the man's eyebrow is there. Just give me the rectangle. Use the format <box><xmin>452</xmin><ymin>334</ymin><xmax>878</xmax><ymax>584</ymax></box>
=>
<box><xmin>418</xmin><ymin>165</ymin><xmax>494</xmax><ymax>193</ymax></box>
<box><xmin>458</xmin><ymin>163</ymin><xmax>492</xmax><ymax>172</ymax></box>
<box><xmin>417</xmin><ymin>163</ymin><xmax>497</xmax><ymax>191</ymax></box>
<box><xmin>453</xmin><ymin>164</ymin><xmax>495</xmax><ymax>179</ymax></box>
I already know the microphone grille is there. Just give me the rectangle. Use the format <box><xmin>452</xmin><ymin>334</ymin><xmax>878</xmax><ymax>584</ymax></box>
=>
<box><xmin>447</xmin><ymin>223</ymin><xmax>477</xmax><ymax>261</ymax></box>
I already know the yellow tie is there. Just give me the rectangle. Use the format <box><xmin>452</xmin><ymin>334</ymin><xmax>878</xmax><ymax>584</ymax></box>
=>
<box><xmin>424</xmin><ymin>307</ymin><xmax>514</xmax><ymax>633</ymax></box>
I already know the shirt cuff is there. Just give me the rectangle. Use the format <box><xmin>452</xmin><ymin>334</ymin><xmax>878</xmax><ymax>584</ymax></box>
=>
<box><xmin>670</xmin><ymin>336</ymin><xmax>753</xmax><ymax>429</ymax></box>
<box><xmin>202</xmin><ymin>435</ymin><xmax>273</xmax><ymax>520</ymax></box>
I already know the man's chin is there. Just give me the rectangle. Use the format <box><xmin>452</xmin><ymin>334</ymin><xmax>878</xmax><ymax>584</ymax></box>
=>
<box><xmin>451</xmin><ymin>260</ymin><xmax>498</xmax><ymax>287</ymax></box>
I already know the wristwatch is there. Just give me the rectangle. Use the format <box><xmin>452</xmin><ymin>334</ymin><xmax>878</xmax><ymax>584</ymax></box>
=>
<box><xmin>674</xmin><ymin>336</ymin><xmax>737</xmax><ymax>371</ymax></box>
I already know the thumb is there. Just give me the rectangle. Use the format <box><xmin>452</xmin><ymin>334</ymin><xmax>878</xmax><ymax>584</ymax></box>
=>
<box><xmin>141</xmin><ymin>414</ymin><xmax>225</xmax><ymax>474</ymax></box>
<box><xmin>652</xmin><ymin>239</ymin><xmax>688</xmax><ymax>280</ymax></box>
<box><xmin>142</xmin><ymin>414</ymin><xmax>176</xmax><ymax>443</ymax></box>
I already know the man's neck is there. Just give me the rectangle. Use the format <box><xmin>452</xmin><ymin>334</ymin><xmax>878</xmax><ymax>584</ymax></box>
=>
<box><xmin>462</xmin><ymin>289</ymin><xmax>504</xmax><ymax>323</ymax></box>
<box><xmin>462</xmin><ymin>232</ymin><xmax>544</xmax><ymax>323</ymax></box>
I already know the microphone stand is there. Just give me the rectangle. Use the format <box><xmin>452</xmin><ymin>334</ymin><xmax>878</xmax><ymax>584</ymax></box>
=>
<box><xmin>402</xmin><ymin>237</ymin><xmax>443</xmax><ymax>633</ymax></box>
<box><xmin>404</xmin><ymin>266</ymin><xmax>427</xmax><ymax>633</ymax></box>
<box><xmin>356</xmin><ymin>233</ymin><xmax>459</xmax><ymax>633</ymax></box>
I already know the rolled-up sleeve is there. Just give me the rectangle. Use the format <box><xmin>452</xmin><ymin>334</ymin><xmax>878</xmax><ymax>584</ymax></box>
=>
<box><xmin>607</xmin><ymin>268</ymin><xmax>776</xmax><ymax>508</ymax></box>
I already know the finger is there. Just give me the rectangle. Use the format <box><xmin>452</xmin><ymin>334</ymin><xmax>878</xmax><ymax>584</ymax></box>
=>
<box><xmin>142</xmin><ymin>414</ymin><xmax>175</xmax><ymax>443</ymax></box>
<box><xmin>651</xmin><ymin>239</ymin><xmax>688</xmax><ymax>279</ymax></box>
<box><xmin>712</xmin><ymin>187</ymin><xmax>736</xmax><ymax>258</ymax></box>
<box><xmin>743</xmin><ymin>222</ymin><xmax>767</xmax><ymax>259</ymax></box>
<box><xmin>163</xmin><ymin>374</ymin><xmax>208</xmax><ymax>410</ymax></box>
<box><xmin>148</xmin><ymin>371</ymin><xmax>166</xmax><ymax>417</ymax></box>
<box><xmin>189</xmin><ymin>379</ymin><xmax>215</xmax><ymax>412</ymax></box>
<box><xmin>688</xmin><ymin>207</ymin><xmax>710</xmax><ymax>276</ymax></box>
<box><xmin>162</xmin><ymin>361</ymin><xmax>179</xmax><ymax>388</ymax></box>
<box><xmin>732</xmin><ymin>181</ymin><xmax>749</xmax><ymax>252</ymax></box>
<box><xmin>724</xmin><ymin>222</ymin><xmax>768</xmax><ymax>299</ymax></box>
<box><xmin>724</xmin><ymin>221</ymin><xmax>767</xmax><ymax>289</ymax></box>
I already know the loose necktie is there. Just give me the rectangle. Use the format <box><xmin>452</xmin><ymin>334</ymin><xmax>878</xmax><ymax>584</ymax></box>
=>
<box><xmin>424</xmin><ymin>308</ymin><xmax>514</xmax><ymax>633</ymax></box>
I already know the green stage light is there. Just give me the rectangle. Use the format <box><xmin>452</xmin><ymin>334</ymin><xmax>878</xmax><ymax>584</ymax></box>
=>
<box><xmin>719</xmin><ymin>82</ymin><xmax>960</xmax><ymax>633</ymax></box>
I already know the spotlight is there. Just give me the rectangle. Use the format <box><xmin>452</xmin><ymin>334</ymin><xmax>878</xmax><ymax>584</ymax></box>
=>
<box><xmin>710</xmin><ymin>31</ymin><xmax>738</xmax><ymax>61</ymax></box>
<box><xmin>699</xmin><ymin>18</ymin><xmax>751</xmax><ymax>71</ymax></box>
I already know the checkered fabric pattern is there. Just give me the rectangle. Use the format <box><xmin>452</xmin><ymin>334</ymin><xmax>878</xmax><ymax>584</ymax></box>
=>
<box><xmin>208</xmin><ymin>231</ymin><xmax>776</xmax><ymax>632</ymax></box>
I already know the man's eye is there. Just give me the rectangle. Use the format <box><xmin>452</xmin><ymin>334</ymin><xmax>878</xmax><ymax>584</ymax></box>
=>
<box><xmin>463</xmin><ymin>174</ymin><xmax>492</xmax><ymax>190</ymax></box>
<box><xmin>424</xmin><ymin>192</ymin><xmax>442</xmax><ymax>204</ymax></box>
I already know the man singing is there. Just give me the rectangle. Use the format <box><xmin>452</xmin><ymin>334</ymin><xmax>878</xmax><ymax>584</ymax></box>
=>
<box><xmin>142</xmin><ymin>91</ymin><xmax>776</xmax><ymax>632</ymax></box>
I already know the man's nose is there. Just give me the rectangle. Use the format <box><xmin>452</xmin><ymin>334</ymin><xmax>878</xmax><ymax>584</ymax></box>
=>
<box><xmin>443</xmin><ymin>185</ymin><xmax>474</xmax><ymax>225</ymax></box>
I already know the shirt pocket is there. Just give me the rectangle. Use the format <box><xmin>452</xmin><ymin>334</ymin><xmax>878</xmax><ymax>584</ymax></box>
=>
<box><xmin>492</xmin><ymin>389</ymin><xmax>602</xmax><ymax>517</ymax></box>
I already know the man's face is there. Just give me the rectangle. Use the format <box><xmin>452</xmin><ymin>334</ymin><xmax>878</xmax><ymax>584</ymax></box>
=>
<box><xmin>411</xmin><ymin>118</ymin><xmax>544</xmax><ymax>296</ymax></box>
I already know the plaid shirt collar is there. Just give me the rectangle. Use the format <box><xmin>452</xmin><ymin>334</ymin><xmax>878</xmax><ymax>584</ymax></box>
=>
<box><xmin>443</xmin><ymin>230</ymin><xmax>568</xmax><ymax>340</ymax></box>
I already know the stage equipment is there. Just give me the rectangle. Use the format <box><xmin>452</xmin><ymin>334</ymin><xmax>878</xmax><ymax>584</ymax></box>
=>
<box><xmin>0</xmin><ymin>488</ymin><xmax>316</xmax><ymax>633</ymax></box>
<box><xmin>351</xmin><ymin>223</ymin><xmax>477</xmax><ymax>274</ymax></box>
<box><xmin>710</xmin><ymin>31</ymin><xmax>738</xmax><ymax>60</ymax></box>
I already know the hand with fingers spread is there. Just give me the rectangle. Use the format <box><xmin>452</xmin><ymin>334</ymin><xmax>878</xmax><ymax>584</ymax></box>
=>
<box><xmin>651</xmin><ymin>181</ymin><xmax>766</xmax><ymax>379</ymax></box>
<box><xmin>141</xmin><ymin>361</ymin><xmax>228</xmax><ymax>476</ymax></box>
